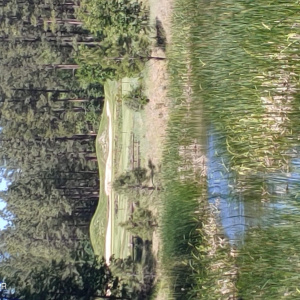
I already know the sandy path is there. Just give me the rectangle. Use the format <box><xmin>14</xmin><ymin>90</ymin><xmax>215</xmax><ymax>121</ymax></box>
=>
<box><xmin>144</xmin><ymin>0</ymin><xmax>173</xmax><ymax>260</ymax></box>
<box><xmin>105</xmin><ymin>101</ymin><xmax>113</xmax><ymax>265</ymax></box>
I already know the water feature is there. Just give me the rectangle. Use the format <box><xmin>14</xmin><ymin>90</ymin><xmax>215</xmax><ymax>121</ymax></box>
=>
<box><xmin>207</xmin><ymin>127</ymin><xmax>300</xmax><ymax>247</ymax></box>
<box><xmin>208</xmin><ymin>127</ymin><xmax>250</xmax><ymax>245</ymax></box>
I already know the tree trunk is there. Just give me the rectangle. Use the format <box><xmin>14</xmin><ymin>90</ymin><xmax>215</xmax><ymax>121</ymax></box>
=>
<box><xmin>53</xmin><ymin>98</ymin><xmax>90</xmax><ymax>103</ymax></box>
<box><xmin>44</xmin><ymin>64</ymin><xmax>79</xmax><ymax>70</ymax></box>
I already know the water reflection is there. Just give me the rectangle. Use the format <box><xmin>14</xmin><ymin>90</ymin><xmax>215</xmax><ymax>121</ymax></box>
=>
<box><xmin>206</xmin><ymin>127</ymin><xmax>300</xmax><ymax>245</ymax></box>
<box><xmin>207</xmin><ymin>127</ymin><xmax>248</xmax><ymax>244</ymax></box>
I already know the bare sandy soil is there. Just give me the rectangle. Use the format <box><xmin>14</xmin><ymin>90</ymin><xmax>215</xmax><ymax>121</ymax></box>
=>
<box><xmin>105</xmin><ymin>101</ymin><xmax>113</xmax><ymax>265</ymax></box>
<box><xmin>144</xmin><ymin>0</ymin><xmax>173</xmax><ymax>167</ymax></box>
<box><xmin>144</xmin><ymin>0</ymin><xmax>173</xmax><ymax>260</ymax></box>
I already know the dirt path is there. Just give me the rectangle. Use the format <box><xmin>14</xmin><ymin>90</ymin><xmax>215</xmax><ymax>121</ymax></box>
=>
<box><xmin>144</xmin><ymin>0</ymin><xmax>174</xmax><ymax>258</ymax></box>
<box><xmin>139</xmin><ymin>2</ymin><xmax>175</xmax><ymax>299</ymax></box>
<box><xmin>105</xmin><ymin>101</ymin><xmax>113</xmax><ymax>265</ymax></box>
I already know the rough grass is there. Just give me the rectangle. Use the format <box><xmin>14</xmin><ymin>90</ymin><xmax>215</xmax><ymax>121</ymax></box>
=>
<box><xmin>158</xmin><ymin>0</ymin><xmax>300</xmax><ymax>298</ymax></box>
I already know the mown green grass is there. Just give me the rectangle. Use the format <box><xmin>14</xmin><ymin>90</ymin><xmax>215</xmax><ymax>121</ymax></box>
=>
<box><xmin>110</xmin><ymin>78</ymin><xmax>137</xmax><ymax>259</ymax></box>
<box><xmin>90</xmin><ymin>78</ymin><xmax>143</xmax><ymax>260</ymax></box>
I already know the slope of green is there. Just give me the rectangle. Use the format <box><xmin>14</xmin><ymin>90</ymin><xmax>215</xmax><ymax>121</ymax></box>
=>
<box><xmin>90</xmin><ymin>97</ymin><xmax>109</xmax><ymax>256</ymax></box>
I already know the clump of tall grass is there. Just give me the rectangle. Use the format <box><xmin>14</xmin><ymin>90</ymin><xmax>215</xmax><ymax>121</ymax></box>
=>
<box><xmin>159</xmin><ymin>0</ymin><xmax>231</xmax><ymax>298</ymax></box>
<box><xmin>237</xmin><ymin>210</ymin><xmax>300</xmax><ymax>299</ymax></box>
<box><xmin>189</xmin><ymin>0</ymin><xmax>300</xmax><ymax>176</ymax></box>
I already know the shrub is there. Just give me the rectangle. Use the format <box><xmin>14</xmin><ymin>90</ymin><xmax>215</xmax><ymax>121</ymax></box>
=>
<box><xmin>123</xmin><ymin>86</ymin><xmax>149</xmax><ymax>111</ymax></box>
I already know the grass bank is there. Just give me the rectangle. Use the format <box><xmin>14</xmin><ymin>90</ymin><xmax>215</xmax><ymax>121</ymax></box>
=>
<box><xmin>158</xmin><ymin>1</ymin><xmax>236</xmax><ymax>298</ymax></box>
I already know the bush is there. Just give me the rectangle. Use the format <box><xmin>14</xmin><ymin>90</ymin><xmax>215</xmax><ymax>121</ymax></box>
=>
<box><xmin>113</xmin><ymin>167</ymin><xmax>148</xmax><ymax>194</ymax></box>
<box><xmin>123</xmin><ymin>86</ymin><xmax>149</xmax><ymax>111</ymax></box>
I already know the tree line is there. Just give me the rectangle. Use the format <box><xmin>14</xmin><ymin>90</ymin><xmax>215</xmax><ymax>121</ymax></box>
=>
<box><xmin>0</xmin><ymin>0</ymin><xmax>151</xmax><ymax>298</ymax></box>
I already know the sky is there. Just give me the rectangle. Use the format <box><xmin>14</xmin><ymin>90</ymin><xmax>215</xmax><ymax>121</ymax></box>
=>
<box><xmin>0</xmin><ymin>179</ymin><xmax>7</xmax><ymax>230</ymax></box>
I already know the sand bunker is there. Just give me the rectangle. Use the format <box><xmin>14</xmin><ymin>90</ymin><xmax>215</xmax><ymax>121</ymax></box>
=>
<box><xmin>105</xmin><ymin>101</ymin><xmax>113</xmax><ymax>265</ymax></box>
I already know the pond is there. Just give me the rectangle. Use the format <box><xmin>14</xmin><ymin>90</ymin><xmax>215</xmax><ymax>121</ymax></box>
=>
<box><xmin>208</xmin><ymin>126</ymin><xmax>300</xmax><ymax>244</ymax></box>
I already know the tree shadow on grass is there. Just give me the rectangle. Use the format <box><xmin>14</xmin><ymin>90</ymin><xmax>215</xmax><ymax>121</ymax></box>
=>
<box><xmin>132</xmin><ymin>238</ymin><xmax>157</xmax><ymax>300</ymax></box>
<box><xmin>148</xmin><ymin>159</ymin><xmax>156</xmax><ymax>186</ymax></box>
<box><xmin>155</xmin><ymin>17</ymin><xmax>167</xmax><ymax>51</ymax></box>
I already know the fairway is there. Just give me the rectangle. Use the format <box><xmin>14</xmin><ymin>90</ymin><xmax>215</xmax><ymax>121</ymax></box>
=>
<box><xmin>90</xmin><ymin>78</ymin><xmax>142</xmax><ymax>260</ymax></box>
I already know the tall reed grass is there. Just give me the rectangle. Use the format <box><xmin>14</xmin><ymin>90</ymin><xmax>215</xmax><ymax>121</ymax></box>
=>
<box><xmin>160</xmin><ymin>0</ymin><xmax>300</xmax><ymax>298</ymax></box>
